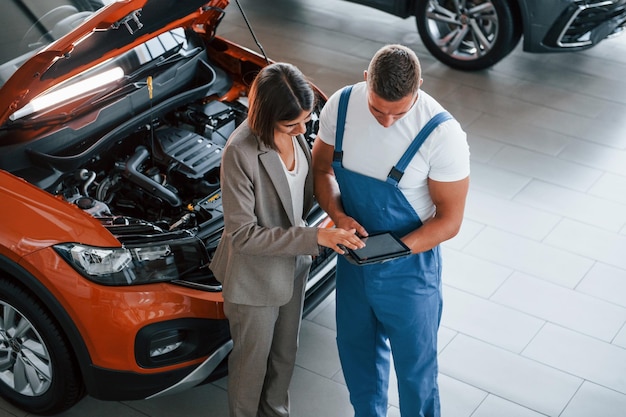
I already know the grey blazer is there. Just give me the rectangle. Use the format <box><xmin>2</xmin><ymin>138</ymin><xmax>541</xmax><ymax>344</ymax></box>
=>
<box><xmin>209</xmin><ymin>121</ymin><xmax>320</xmax><ymax>306</ymax></box>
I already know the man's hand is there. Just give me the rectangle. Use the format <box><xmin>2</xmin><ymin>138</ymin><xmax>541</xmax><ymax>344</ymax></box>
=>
<box><xmin>333</xmin><ymin>214</ymin><xmax>368</xmax><ymax>239</ymax></box>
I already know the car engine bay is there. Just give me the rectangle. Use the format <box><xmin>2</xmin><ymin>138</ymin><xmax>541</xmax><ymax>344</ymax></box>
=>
<box><xmin>0</xmin><ymin>25</ymin><xmax>328</xmax><ymax>293</ymax></box>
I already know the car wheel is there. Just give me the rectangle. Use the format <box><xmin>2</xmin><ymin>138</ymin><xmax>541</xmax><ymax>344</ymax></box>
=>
<box><xmin>0</xmin><ymin>279</ymin><xmax>85</xmax><ymax>414</ymax></box>
<box><xmin>415</xmin><ymin>0</ymin><xmax>521</xmax><ymax>71</ymax></box>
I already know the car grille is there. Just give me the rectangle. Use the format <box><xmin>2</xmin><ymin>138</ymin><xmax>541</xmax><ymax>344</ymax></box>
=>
<box><xmin>304</xmin><ymin>245</ymin><xmax>337</xmax><ymax>316</ymax></box>
<box><xmin>172</xmin><ymin>207</ymin><xmax>339</xmax><ymax>296</ymax></box>
<box><xmin>308</xmin><ymin>245</ymin><xmax>337</xmax><ymax>292</ymax></box>
<box><xmin>552</xmin><ymin>0</ymin><xmax>626</xmax><ymax>48</ymax></box>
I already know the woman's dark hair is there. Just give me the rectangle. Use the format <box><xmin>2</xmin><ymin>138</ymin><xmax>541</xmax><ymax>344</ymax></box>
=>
<box><xmin>247</xmin><ymin>63</ymin><xmax>315</xmax><ymax>149</ymax></box>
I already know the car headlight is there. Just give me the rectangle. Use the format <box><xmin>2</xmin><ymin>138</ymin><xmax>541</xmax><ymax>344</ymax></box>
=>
<box><xmin>54</xmin><ymin>235</ymin><xmax>209</xmax><ymax>285</ymax></box>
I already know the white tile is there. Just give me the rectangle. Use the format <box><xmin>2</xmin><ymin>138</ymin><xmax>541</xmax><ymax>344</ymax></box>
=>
<box><xmin>577</xmin><ymin>262</ymin><xmax>626</xmax><ymax>308</ymax></box>
<box><xmin>523</xmin><ymin>324</ymin><xmax>626</xmax><ymax>394</ymax></box>
<box><xmin>125</xmin><ymin>384</ymin><xmax>228</xmax><ymax>417</ymax></box>
<box><xmin>306</xmin><ymin>291</ymin><xmax>336</xmax><ymax>331</ymax></box>
<box><xmin>545</xmin><ymin>38</ymin><xmax>626</xmax><ymax>83</ymax></box>
<box><xmin>560</xmin><ymin>381</ymin><xmax>626</xmax><ymax>417</ymax></box>
<box><xmin>589</xmin><ymin>172</ymin><xmax>626</xmax><ymax>206</ymax></box>
<box><xmin>439</xmin><ymin>334</ymin><xmax>581</xmax><ymax>416</ymax></box>
<box><xmin>421</xmin><ymin>76</ymin><xmax>467</xmax><ymax>104</ymax></box>
<box><xmin>559</xmin><ymin>140</ymin><xmax>626</xmax><ymax>178</ymax></box>
<box><xmin>510</xmin><ymin>81</ymin><xmax>608</xmax><ymax>118</ymax></box>
<box><xmin>429</xmin><ymin>64</ymin><xmax>521</xmax><ymax>97</ymax></box>
<box><xmin>388</xmin><ymin>354</ymin><xmax>399</xmax><ymax>408</ymax></box>
<box><xmin>387</xmin><ymin>406</ymin><xmax>401</xmax><ymax>417</ymax></box>
<box><xmin>443</xmin><ymin>218</ymin><xmax>485</xmax><ymax>251</ymax></box>
<box><xmin>468</xmin><ymin>161</ymin><xmax>532</xmax><ymax>199</ymax></box>
<box><xmin>445</xmin><ymin>86</ymin><xmax>541</xmax><ymax>131</ymax></box>
<box><xmin>439</xmin><ymin>100</ymin><xmax>483</xmax><ymax>132</ymax></box>
<box><xmin>296</xmin><ymin>320</ymin><xmax>342</xmax><ymax>379</ymax></box>
<box><xmin>472</xmin><ymin>394</ymin><xmax>548</xmax><ymax>417</ymax></box>
<box><xmin>442</xmin><ymin>247</ymin><xmax>512</xmax><ymax>298</ymax></box>
<box><xmin>532</xmin><ymin>106</ymin><xmax>626</xmax><ymax>149</ymax></box>
<box><xmin>514</xmin><ymin>180</ymin><xmax>626</xmax><ymax>232</ymax></box>
<box><xmin>466</xmin><ymin>135</ymin><xmax>505</xmax><ymax>164</ymax></box>
<box><xmin>490</xmin><ymin>146</ymin><xmax>603</xmax><ymax>192</ymax></box>
<box><xmin>439</xmin><ymin>374</ymin><xmax>487</xmax><ymax>417</ymax></box>
<box><xmin>464</xmin><ymin>227</ymin><xmax>593</xmax><ymax>288</ymax></box>
<box><xmin>599</xmin><ymin>100</ymin><xmax>626</xmax><ymax>122</ymax></box>
<box><xmin>465</xmin><ymin>189</ymin><xmax>561</xmax><ymax>240</ymax></box>
<box><xmin>442</xmin><ymin>286</ymin><xmax>544</xmax><ymax>353</ymax></box>
<box><xmin>466</xmin><ymin>113</ymin><xmax>572</xmax><ymax>156</ymax></box>
<box><xmin>545</xmin><ymin>219</ymin><xmax>626</xmax><ymax>270</ymax></box>
<box><xmin>613</xmin><ymin>325</ymin><xmax>626</xmax><ymax>349</ymax></box>
<box><xmin>438</xmin><ymin>326</ymin><xmax>458</xmax><ymax>353</ymax></box>
<box><xmin>290</xmin><ymin>367</ymin><xmax>353</xmax><ymax>417</ymax></box>
<box><xmin>491</xmin><ymin>272</ymin><xmax>626</xmax><ymax>341</ymax></box>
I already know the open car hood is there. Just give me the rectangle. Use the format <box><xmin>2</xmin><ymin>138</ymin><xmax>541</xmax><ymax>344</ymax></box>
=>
<box><xmin>0</xmin><ymin>0</ymin><xmax>228</xmax><ymax>127</ymax></box>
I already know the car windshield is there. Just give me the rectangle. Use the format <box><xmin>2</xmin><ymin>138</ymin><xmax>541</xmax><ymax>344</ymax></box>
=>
<box><xmin>3</xmin><ymin>0</ymin><xmax>196</xmax><ymax>122</ymax></box>
<box><xmin>0</xmin><ymin>0</ymin><xmax>113</xmax><ymax>85</ymax></box>
<box><xmin>7</xmin><ymin>26</ymin><xmax>192</xmax><ymax>121</ymax></box>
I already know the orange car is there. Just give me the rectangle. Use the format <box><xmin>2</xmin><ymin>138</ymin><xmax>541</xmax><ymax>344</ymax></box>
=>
<box><xmin>0</xmin><ymin>0</ymin><xmax>335</xmax><ymax>414</ymax></box>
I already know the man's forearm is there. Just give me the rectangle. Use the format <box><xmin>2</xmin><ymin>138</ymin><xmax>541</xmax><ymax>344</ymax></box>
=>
<box><xmin>314</xmin><ymin>173</ymin><xmax>345</xmax><ymax>222</ymax></box>
<box><xmin>402</xmin><ymin>215</ymin><xmax>462</xmax><ymax>254</ymax></box>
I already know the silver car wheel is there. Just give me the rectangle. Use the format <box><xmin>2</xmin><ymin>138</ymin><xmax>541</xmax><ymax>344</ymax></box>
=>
<box><xmin>0</xmin><ymin>301</ymin><xmax>52</xmax><ymax>396</ymax></box>
<box><xmin>425</xmin><ymin>0</ymin><xmax>499</xmax><ymax>61</ymax></box>
<box><xmin>416</xmin><ymin>0</ymin><xmax>520</xmax><ymax>70</ymax></box>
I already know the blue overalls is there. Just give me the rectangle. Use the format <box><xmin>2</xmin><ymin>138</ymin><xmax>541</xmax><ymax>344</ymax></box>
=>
<box><xmin>332</xmin><ymin>86</ymin><xmax>451</xmax><ymax>417</ymax></box>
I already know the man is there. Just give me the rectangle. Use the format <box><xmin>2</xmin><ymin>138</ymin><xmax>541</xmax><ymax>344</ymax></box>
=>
<box><xmin>312</xmin><ymin>44</ymin><xmax>470</xmax><ymax>417</ymax></box>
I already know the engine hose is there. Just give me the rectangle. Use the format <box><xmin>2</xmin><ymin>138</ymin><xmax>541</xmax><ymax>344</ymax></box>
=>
<box><xmin>123</xmin><ymin>146</ymin><xmax>182</xmax><ymax>207</ymax></box>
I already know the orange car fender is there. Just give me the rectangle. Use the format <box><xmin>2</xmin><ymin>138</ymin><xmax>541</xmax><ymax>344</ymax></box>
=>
<box><xmin>18</xmin><ymin>246</ymin><xmax>225</xmax><ymax>372</ymax></box>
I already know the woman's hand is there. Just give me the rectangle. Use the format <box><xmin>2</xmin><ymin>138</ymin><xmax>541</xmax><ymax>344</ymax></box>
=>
<box><xmin>317</xmin><ymin>228</ymin><xmax>366</xmax><ymax>254</ymax></box>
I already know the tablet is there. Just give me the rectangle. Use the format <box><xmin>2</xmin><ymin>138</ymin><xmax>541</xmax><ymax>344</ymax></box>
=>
<box><xmin>343</xmin><ymin>232</ymin><xmax>411</xmax><ymax>265</ymax></box>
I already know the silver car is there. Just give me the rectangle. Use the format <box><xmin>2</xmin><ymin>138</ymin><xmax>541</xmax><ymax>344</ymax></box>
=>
<box><xmin>344</xmin><ymin>0</ymin><xmax>626</xmax><ymax>70</ymax></box>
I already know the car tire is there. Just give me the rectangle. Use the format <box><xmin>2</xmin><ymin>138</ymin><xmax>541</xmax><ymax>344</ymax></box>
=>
<box><xmin>0</xmin><ymin>279</ymin><xmax>85</xmax><ymax>415</ymax></box>
<box><xmin>415</xmin><ymin>0</ymin><xmax>521</xmax><ymax>71</ymax></box>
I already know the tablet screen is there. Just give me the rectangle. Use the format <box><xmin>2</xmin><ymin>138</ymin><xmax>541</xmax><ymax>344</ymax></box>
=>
<box><xmin>346</xmin><ymin>232</ymin><xmax>411</xmax><ymax>264</ymax></box>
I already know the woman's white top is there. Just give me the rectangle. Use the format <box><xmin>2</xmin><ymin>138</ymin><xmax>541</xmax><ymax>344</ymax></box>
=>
<box><xmin>280</xmin><ymin>136</ymin><xmax>308</xmax><ymax>227</ymax></box>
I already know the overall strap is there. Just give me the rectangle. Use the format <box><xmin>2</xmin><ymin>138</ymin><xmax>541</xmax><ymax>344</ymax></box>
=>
<box><xmin>333</xmin><ymin>85</ymin><xmax>353</xmax><ymax>163</ymax></box>
<box><xmin>387</xmin><ymin>111</ymin><xmax>453</xmax><ymax>185</ymax></box>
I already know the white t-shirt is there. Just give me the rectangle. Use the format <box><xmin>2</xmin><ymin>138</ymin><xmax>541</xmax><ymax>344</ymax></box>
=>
<box><xmin>318</xmin><ymin>82</ymin><xmax>470</xmax><ymax>220</ymax></box>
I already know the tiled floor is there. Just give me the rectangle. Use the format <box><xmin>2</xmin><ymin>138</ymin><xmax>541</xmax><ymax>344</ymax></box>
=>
<box><xmin>5</xmin><ymin>1</ymin><xmax>626</xmax><ymax>416</ymax></box>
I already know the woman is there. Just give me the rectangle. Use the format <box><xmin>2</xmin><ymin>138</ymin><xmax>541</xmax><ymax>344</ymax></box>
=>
<box><xmin>209</xmin><ymin>62</ymin><xmax>363</xmax><ymax>417</ymax></box>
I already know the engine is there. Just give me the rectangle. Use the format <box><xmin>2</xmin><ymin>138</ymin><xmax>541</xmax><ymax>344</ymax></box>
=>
<box><xmin>60</xmin><ymin>100</ymin><xmax>243</xmax><ymax>243</ymax></box>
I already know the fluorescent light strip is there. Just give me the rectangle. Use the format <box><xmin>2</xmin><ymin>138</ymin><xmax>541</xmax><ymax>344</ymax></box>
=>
<box><xmin>10</xmin><ymin>66</ymin><xmax>124</xmax><ymax>121</ymax></box>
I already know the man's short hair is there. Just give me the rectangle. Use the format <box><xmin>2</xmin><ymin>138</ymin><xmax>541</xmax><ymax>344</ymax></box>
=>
<box><xmin>367</xmin><ymin>44</ymin><xmax>421</xmax><ymax>101</ymax></box>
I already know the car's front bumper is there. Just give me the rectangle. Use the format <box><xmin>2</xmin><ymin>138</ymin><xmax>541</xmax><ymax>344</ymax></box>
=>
<box><xmin>146</xmin><ymin>339</ymin><xmax>232</xmax><ymax>399</ymax></box>
<box><xmin>524</xmin><ymin>0</ymin><xmax>626</xmax><ymax>52</ymax></box>
<box><xmin>546</xmin><ymin>0</ymin><xmax>626</xmax><ymax>48</ymax></box>
<box><xmin>84</xmin><ymin>338</ymin><xmax>232</xmax><ymax>401</ymax></box>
